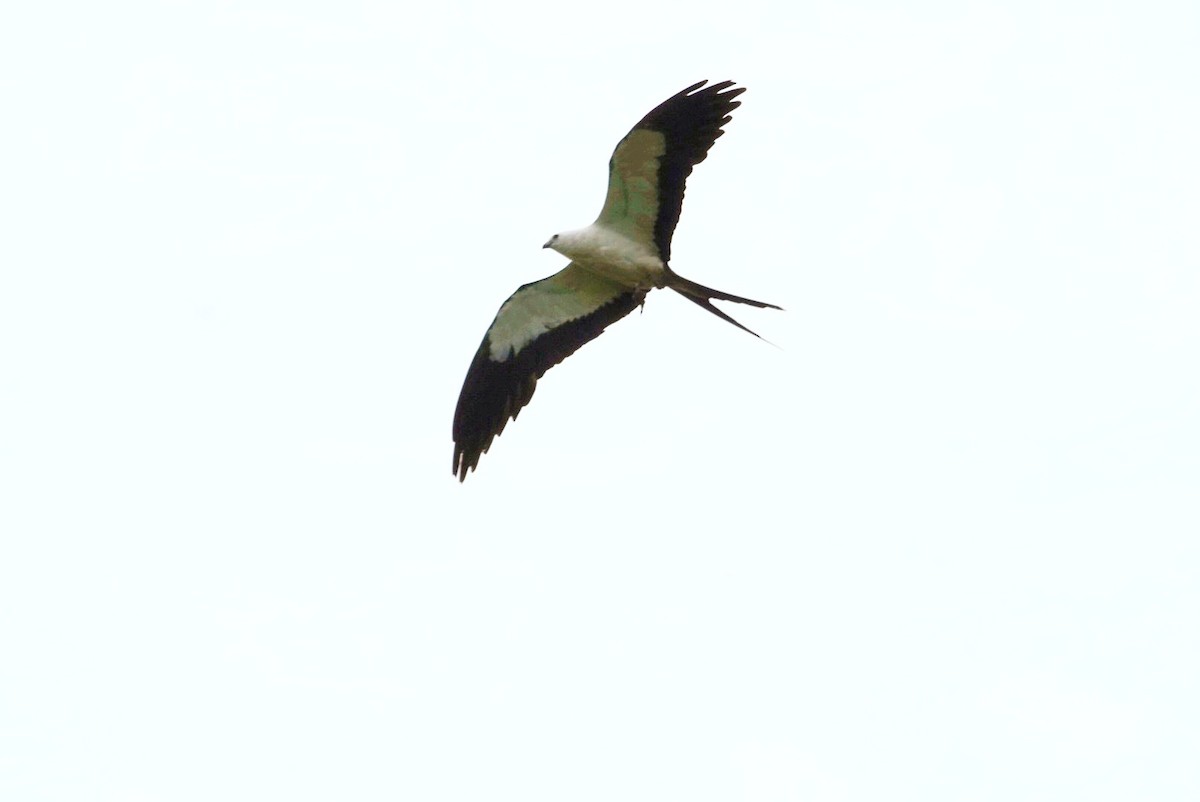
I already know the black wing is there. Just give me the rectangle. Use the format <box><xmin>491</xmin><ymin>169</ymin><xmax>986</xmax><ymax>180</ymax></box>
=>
<box><xmin>452</xmin><ymin>266</ymin><xmax>643</xmax><ymax>482</ymax></box>
<box><xmin>598</xmin><ymin>80</ymin><xmax>745</xmax><ymax>263</ymax></box>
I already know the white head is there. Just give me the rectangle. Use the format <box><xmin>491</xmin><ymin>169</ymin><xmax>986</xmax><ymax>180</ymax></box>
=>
<box><xmin>542</xmin><ymin>228</ymin><xmax>589</xmax><ymax>260</ymax></box>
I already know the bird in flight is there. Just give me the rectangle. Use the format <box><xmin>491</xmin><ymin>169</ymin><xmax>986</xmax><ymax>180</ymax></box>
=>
<box><xmin>452</xmin><ymin>79</ymin><xmax>780</xmax><ymax>482</ymax></box>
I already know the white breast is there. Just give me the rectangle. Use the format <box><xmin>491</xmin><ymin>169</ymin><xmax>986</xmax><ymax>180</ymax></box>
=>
<box><xmin>551</xmin><ymin>225</ymin><xmax>666</xmax><ymax>289</ymax></box>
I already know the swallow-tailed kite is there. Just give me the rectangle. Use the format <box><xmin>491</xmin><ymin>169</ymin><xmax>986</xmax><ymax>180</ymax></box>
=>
<box><xmin>452</xmin><ymin>80</ymin><xmax>780</xmax><ymax>481</ymax></box>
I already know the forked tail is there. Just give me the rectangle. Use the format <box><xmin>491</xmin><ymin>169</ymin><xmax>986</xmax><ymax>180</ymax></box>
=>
<box><xmin>663</xmin><ymin>266</ymin><xmax>782</xmax><ymax>339</ymax></box>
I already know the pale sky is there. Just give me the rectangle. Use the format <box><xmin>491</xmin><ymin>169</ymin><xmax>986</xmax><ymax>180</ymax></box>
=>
<box><xmin>2</xmin><ymin>1</ymin><xmax>1198</xmax><ymax>800</ymax></box>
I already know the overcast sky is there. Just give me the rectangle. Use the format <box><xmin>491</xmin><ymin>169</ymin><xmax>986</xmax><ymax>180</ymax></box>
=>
<box><xmin>2</xmin><ymin>1</ymin><xmax>1198</xmax><ymax>800</ymax></box>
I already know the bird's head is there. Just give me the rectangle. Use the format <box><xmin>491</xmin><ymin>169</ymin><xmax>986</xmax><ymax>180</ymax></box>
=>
<box><xmin>543</xmin><ymin>229</ymin><xmax>588</xmax><ymax>260</ymax></box>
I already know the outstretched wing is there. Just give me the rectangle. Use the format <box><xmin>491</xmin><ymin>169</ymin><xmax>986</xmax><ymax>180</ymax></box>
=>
<box><xmin>595</xmin><ymin>80</ymin><xmax>746</xmax><ymax>263</ymax></box>
<box><xmin>452</xmin><ymin>264</ymin><xmax>643</xmax><ymax>482</ymax></box>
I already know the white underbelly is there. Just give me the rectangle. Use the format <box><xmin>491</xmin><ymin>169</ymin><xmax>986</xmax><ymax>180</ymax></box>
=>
<box><xmin>573</xmin><ymin>234</ymin><xmax>666</xmax><ymax>289</ymax></box>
